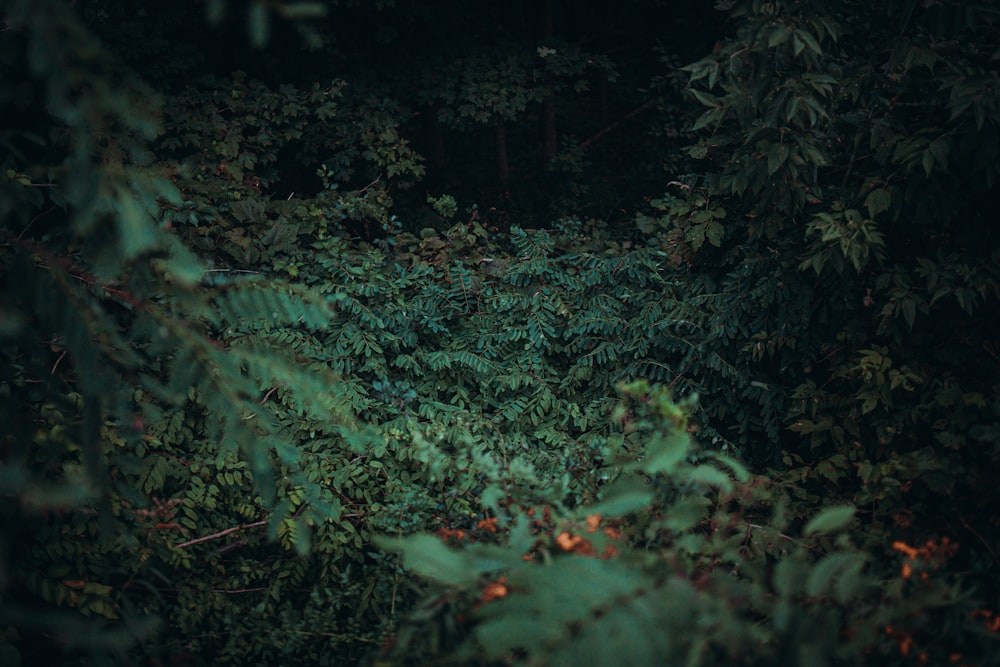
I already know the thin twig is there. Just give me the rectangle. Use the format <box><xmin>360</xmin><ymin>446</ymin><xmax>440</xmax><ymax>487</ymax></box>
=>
<box><xmin>17</xmin><ymin>205</ymin><xmax>58</xmax><ymax>241</ymax></box>
<box><xmin>51</xmin><ymin>349</ymin><xmax>67</xmax><ymax>375</ymax></box>
<box><xmin>175</xmin><ymin>520</ymin><xmax>267</xmax><ymax>549</ymax></box>
<box><xmin>359</xmin><ymin>174</ymin><xmax>382</xmax><ymax>193</ymax></box>
<box><xmin>212</xmin><ymin>586</ymin><xmax>267</xmax><ymax>594</ymax></box>
<box><xmin>959</xmin><ymin>514</ymin><xmax>997</xmax><ymax>561</ymax></box>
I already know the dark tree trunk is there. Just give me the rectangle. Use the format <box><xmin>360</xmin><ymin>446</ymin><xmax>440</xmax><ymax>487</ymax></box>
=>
<box><xmin>423</xmin><ymin>104</ymin><xmax>446</xmax><ymax>176</ymax></box>
<box><xmin>496</xmin><ymin>120</ymin><xmax>509</xmax><ymax>191</ymax></box>
<box><xmin>542</xmin><ymin>89</ymin><xmax>557</xmax><ymax>162</ymax></box>
<box><xmin>540</xmin><ymin>0</ymin><xmax>557</xmax><ymax>163</ymax></box>
<box><xmin>518</xmin><ymin>0</ymin><xmax>531</xmax><ymax>46</ymax></box>
<box><xmin>597</xmin><ymin>73</ymin><xmax>609</xmax><ymax>119</ymax></box>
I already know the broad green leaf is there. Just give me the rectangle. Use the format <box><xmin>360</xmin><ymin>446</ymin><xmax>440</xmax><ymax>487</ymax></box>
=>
<box><xmin>689</xmin><ymin>88</ymin><xmax>719</xmax><ymax>108</ymax></box>
<box><xmin>768</xmin><ymin>25</ymin><xmax>793</xmax><ymax>48</ymax></box>
<box><xmin>803</xmin><ymin>505</ymin><xmax>855</xmax><ymax>536</ymax></box>
<box><xmin>928</xmin><ymin>138</ymin><xmax>949</xmax><ymax>170</ymax></box>
<box><xmin>767</xmin><ymin>142</ymin><xmax>790</xmax><ymax>175</ymax></box>
<box><xmin>692</xmin><ymin>107</ymin><xmax>724</xmax><ymax>132</ymax></box>
<box><xmin>641</xmin><ymin>431</ymin><xmax>689</xmax><ymax>474</ymax></box>
<box><xmin>795</xmin><ymin>29</ymin><xmax>823</xmax><ymax>56</ymax></box>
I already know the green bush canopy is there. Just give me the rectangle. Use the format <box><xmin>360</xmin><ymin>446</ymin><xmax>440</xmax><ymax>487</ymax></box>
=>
<box><xmin>1</xmin><ymin>0</ymin><xmax>998</xmax><ymax>665</ymax></box>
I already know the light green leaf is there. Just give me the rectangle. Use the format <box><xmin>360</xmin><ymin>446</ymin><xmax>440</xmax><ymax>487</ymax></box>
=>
<box><xmin>803</xmin><ymin>505</ymin><xmax>855</xmax><ymax>536</ymax></box>
<box><xmin>116</xmin><ymin>192</ymin><xmax>157</xmax><ymax>259</ymax></box>
<box><xmin>687</xmin><ymin>464</ymin><xmax>733</xmax><ymax>493</ymax></box>
<box><xmin>376</xmin><ymin>535</ymin><xmax>482</xmax><ymax>587</ymax></box>
<box><xmin>293</xmin><ymin>516</ymin><xmax>311</xmax><ymax>556</ymax></box>
<box><xmin>806</xmin><ymin>552</ymin><xmax>866</xmax><ymax>598</ymax></box>
<box><xmin>641</xmin><ymin>431</ymin><xmax>689</xmax><ymax>474</ymax></box>
<box><xmin>707</xmin><ymin>452</ymin><xmax>750</xmax><ymax>482</ymax></box>
<box><xmin>249</xmin><ymin>1</ymin><xmax>270</xmax><ymax>48</ymax></box>
<box><xmin>161</xmin><ymin>241</ymin><xmax>204</xmax><ymax>287</ymax></box>
<box><xmin>588</xmin><ymin>477</ymin><xmax>653</xmax><ymax>517</ymax></box>
<box><xmin>277</xmin><ymin>3</ymin><xmax>327</xmax><ymax>19</ymax></box>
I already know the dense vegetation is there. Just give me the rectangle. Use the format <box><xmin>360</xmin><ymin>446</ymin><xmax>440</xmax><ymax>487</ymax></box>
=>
<box><xmin>1</xmin><ymin>0</ymin><xmax>999</xmax><ymax>665</ymax></box>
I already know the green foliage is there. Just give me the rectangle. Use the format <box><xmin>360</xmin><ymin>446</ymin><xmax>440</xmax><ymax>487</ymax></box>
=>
<box><xmin>3</xmin><ymin>1</ymin><xmax>999</xmax><ymax>666</ymax></box>
<box><xmin>380</xmin><ymin>383</ymin><xmax>978</xmax><ymax>666</ymax></box>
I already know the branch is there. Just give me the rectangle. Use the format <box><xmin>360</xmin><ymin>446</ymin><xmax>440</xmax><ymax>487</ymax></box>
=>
<box><xmin>175</xmin><ymin>520</ymin><xmax>267</xmax><ymax>549</ymax></box>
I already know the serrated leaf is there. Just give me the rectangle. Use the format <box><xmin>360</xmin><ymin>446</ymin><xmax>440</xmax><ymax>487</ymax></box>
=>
<box><xmin>863</xmin><ymin>188</ymin><xmax>891</xmax><ymax>217</ymax></box>
<box><xmin>803</xmin><ymin>505</ymin><xmax>855</xmax><ymax>536</ymax></box>
<box><xmin>686</xmin><ymin>222</ymin><xmax>707</xmax><ymax>252</ymax></box>
<box><xmin>705</xmin><ymin>220</ymin><xmax>724</xmax><ymax>247</ymax></box>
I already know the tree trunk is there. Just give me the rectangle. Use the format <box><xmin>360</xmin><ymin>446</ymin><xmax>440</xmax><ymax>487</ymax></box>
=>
<box><xmin>496</xmin><ymin>120</ymin><xmax>509</xmax><ymax>191</ymax></box>
<box><xmin>597</xmin><ymin>74</ymin><xmax>609</xmax><ymax>119</ymax></box>
<box><xmin>540</xmin><ymin>0</ymin><xmax>557</xmax><ymax>163</ymax></box>
<box><xmin>542</xmin><ymin>88</ymin><xmax>557</xmax><ymax>162</ymax></box>
<box><xmin>423</xmin><ymin>104</ymin><xmax>446</xmax><ymax>182</ymax></box>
